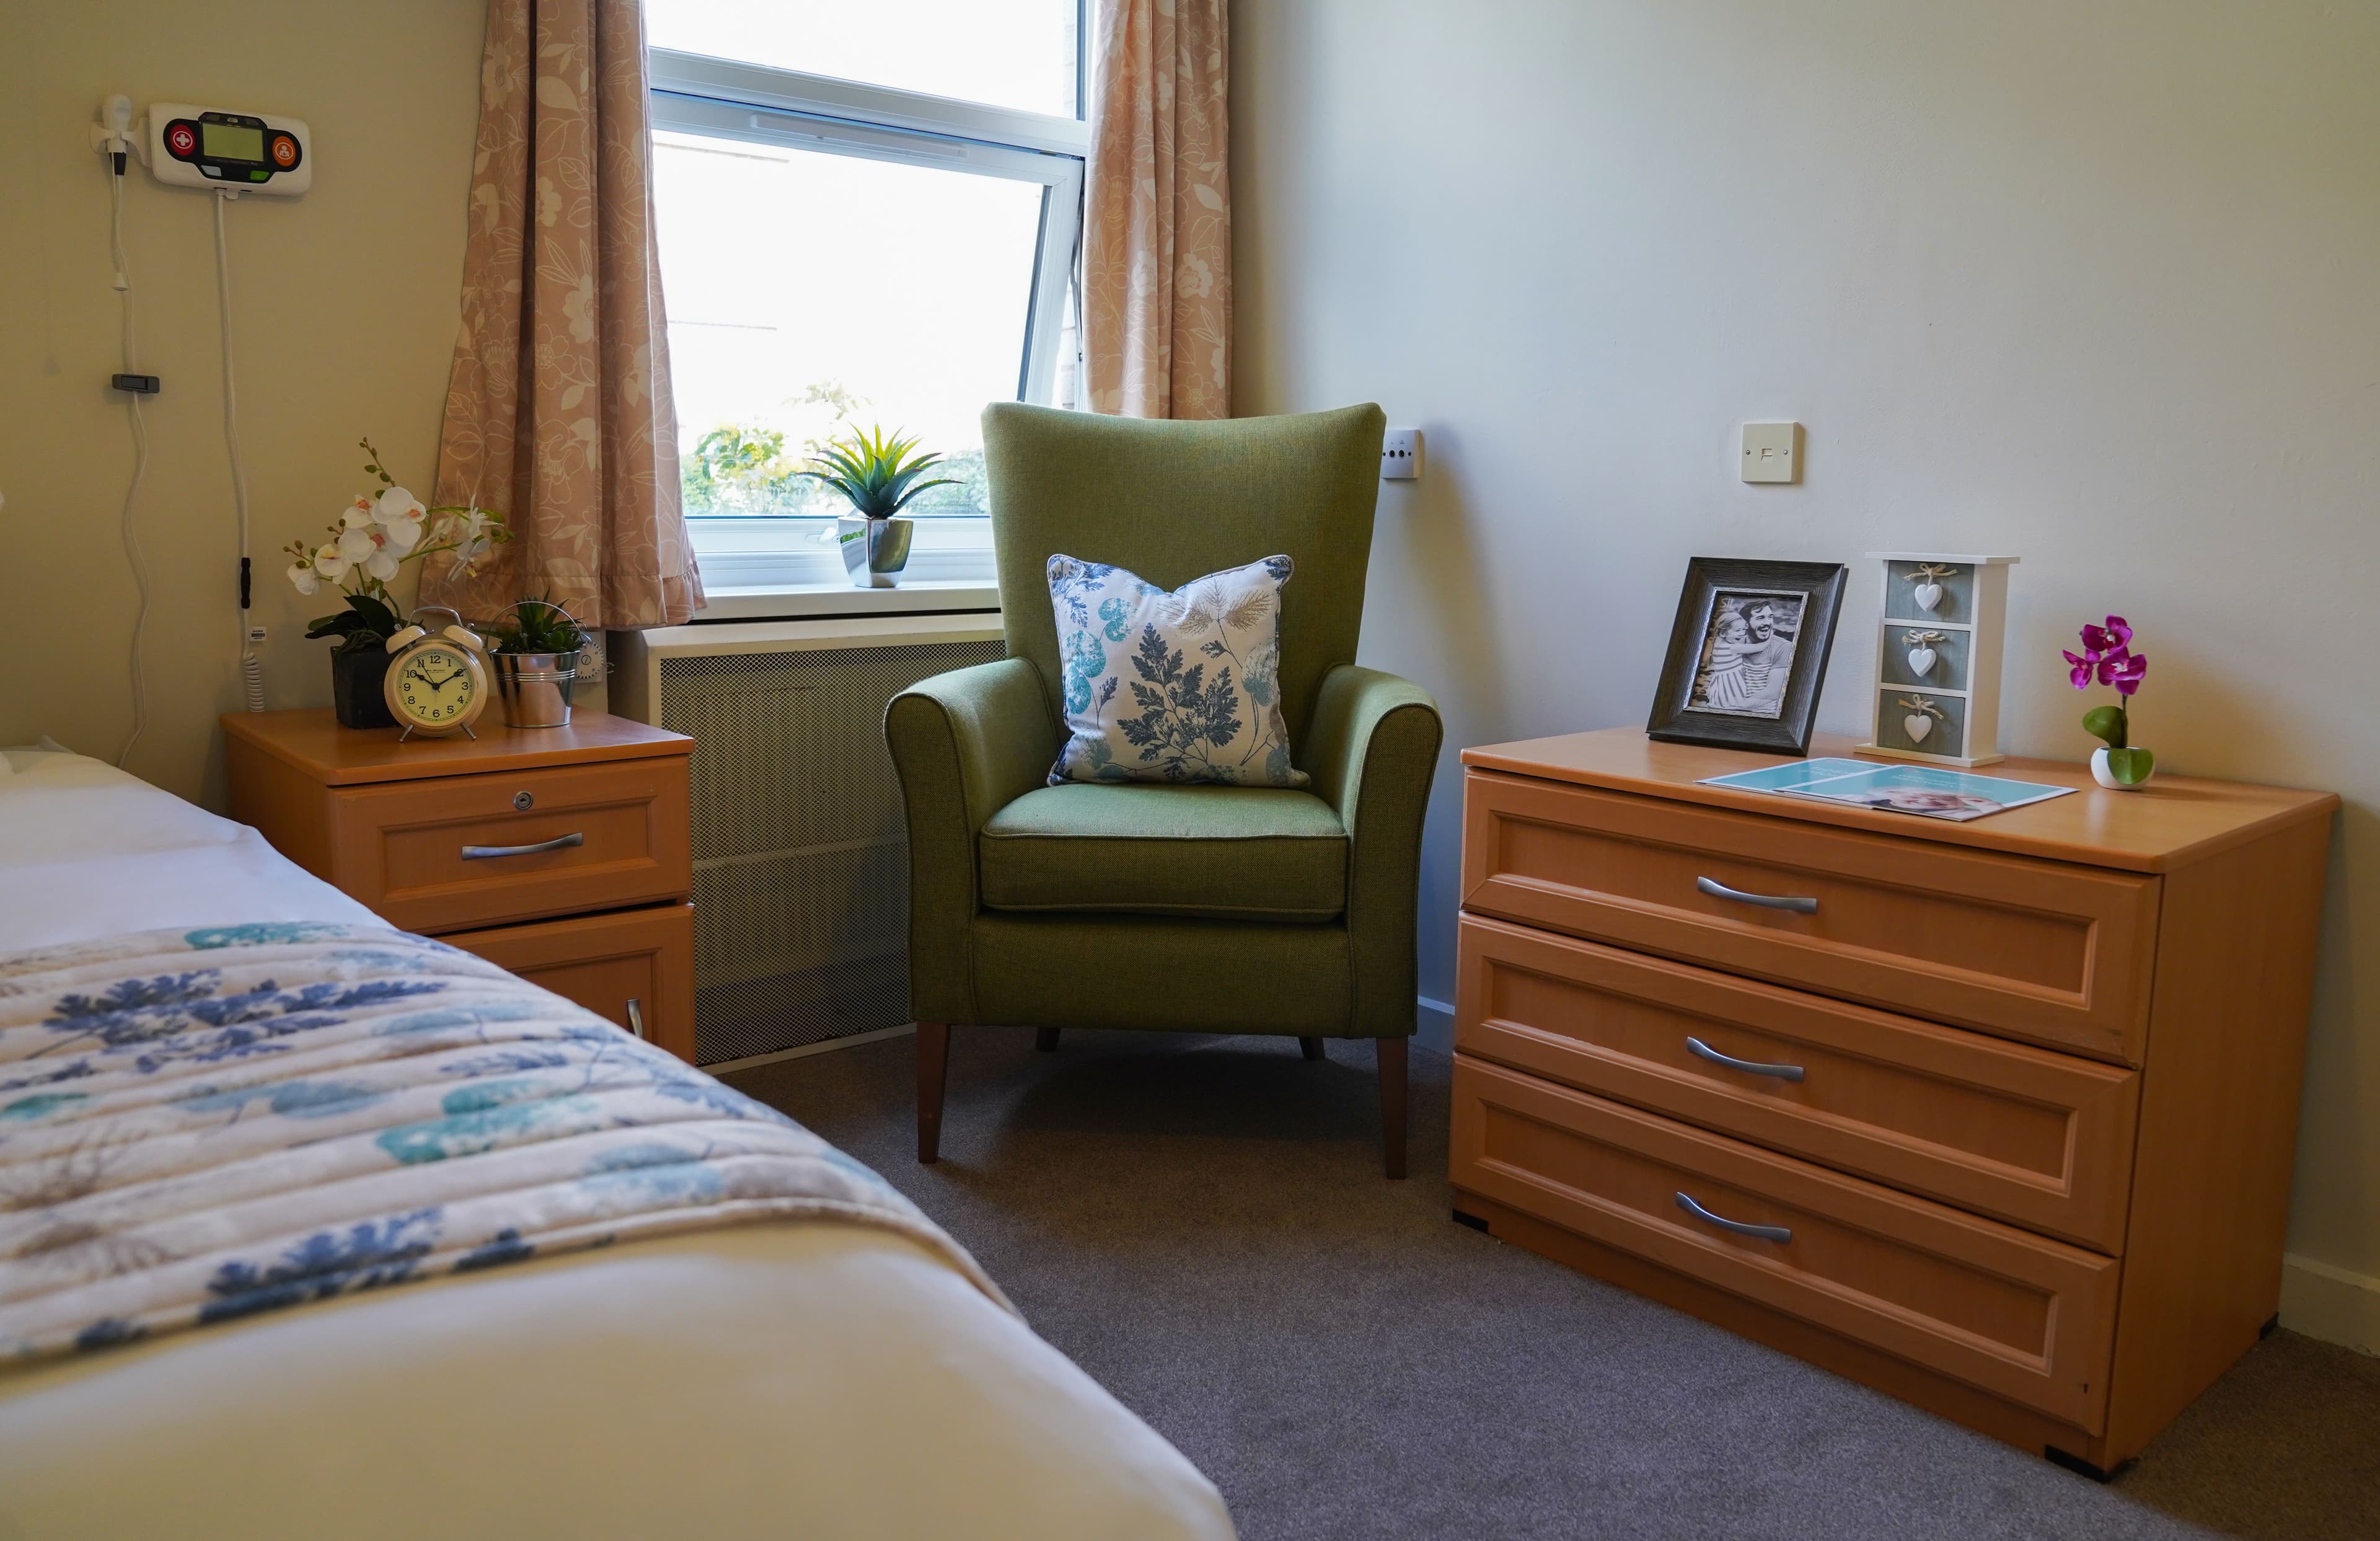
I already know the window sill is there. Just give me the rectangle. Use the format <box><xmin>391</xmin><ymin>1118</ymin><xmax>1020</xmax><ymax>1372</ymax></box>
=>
<box><xmin>689</xmin><ymin>578</ymin><xmax>1001</xmax><ymax>623</ymax></box>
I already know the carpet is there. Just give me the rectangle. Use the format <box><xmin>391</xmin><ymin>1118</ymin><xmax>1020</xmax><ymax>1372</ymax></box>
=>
<box><xmin>727</xmin><ymin>1028</ymin><xmax>2378</xmax><ymax>1541</ymax></box>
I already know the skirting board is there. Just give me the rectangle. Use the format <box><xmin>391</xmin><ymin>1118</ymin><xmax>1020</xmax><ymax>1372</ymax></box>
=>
<box><xmin>1416</xmin><ymin>994</ymin><xmax>1455</xmax><ymax>1054</ymax></box>
<box><xmin>2281</xmin><ymin>1254</ymin><xmax>2380</xmax><ymax>1356</ymax></box>
<box><xmin>704</xmin><ymin>1023</ymin><xmax>915</xmax><ymax>1077</ymax></box>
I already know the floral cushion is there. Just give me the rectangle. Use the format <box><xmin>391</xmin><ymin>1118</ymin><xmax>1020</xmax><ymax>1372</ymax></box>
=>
<box><xmin>1046</xmin><ymin>554</ymin><xmax>1308</xmax><ymax>787</ymax></box>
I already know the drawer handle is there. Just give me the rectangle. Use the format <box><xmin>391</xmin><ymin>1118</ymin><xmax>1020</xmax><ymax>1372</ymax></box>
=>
<box><xmin>1696</xmin><ymin>875</ymin><xmax>1818</xmax><ymax>914</ymax></box>
<box><xmin>625</xmin><ymin>998</ymin><xmax>646</xmax><ymax>1040</ymax></box>
<box><xmin>461</xmin><ymin>832</ymin><xmax>585</xmax><ymax>860</ymax></box>
<box><xmin>1686</xmin><ymin>1035</ymin><xmax>1806</xmax><ymax>1082</ymax></box>
<box><xmin>1677</xmin><ymin>1191</ymin><xmax>1792</xmax><ymax>1245</ymax></box>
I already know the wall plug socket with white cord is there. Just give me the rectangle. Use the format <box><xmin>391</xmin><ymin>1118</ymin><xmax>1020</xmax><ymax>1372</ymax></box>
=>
<box><xmin>93</xmin><ymin>93</ymin><xmax>309</xmax><ymax>726</ymax></box>
<box><xmin>97</xmin><ymin>94</ymin><xmax>156</xmax><ymax>764</ymax></box>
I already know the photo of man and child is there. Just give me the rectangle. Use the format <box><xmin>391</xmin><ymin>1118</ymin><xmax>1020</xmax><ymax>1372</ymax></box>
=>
<box><xmin>1687</xmin><ymin>590</ymin><xmax>1805</xmax><ymax>720</ymax></box>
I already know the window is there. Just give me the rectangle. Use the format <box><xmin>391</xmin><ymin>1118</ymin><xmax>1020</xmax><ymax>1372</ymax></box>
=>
<box><xmin>647</xmin><ymin>2</ymin><xmax>1088</xmax><ymax>589</ymax></box>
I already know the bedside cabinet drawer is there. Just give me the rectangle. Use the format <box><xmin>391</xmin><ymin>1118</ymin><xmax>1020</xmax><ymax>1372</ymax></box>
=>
<box><xmin>444</xmin><ymin>903</ymin><xmax>696</xmax><ymax>1063</ymax></box>
<box><xmin>330</xmin><ymin>758</ymin><xmax>691</xmax><ymax>934</ymax></box>
<box><xmin>1461</xmin><ymin>771</ymin><xmax>2160</xmax><ymax>1063</ymax></box>
<box><xmin>1455</xmin><ymin>916</ymin><xmax>2140</xmax><ymax>1250</ymax></box>
<box><xmin>1451</xmin><ymin>1056</ymin><xmax>2120</xmax><ymax>1431</ymax></box>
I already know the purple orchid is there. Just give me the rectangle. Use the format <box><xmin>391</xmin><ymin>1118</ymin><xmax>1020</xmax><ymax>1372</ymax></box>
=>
<box><xmin>2079</xmin><ymin>616</ymin><xmax>2133</xmax><ymax>657</ymax></box>
<box><xmin>2064</xmin><ymin>616</ymin><xmax>2153</xmax><ymax>782</ymax></box>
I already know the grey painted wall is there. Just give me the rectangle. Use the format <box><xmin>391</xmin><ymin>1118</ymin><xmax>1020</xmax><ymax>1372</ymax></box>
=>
<box><xmin>1233</xmin><ymin>0</ymin><xmax>2380</xmax><ymax>1338</ymax></box>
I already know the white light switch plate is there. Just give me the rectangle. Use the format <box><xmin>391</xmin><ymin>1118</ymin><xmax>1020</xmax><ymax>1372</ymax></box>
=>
<box><xmin>1381</xmin><ymin>427</ymin><xmax>1422</xmax><ymax>480</ymax></box>
<box><xmin>1742</xmin><ymin>422</ymin><xmax>1799</xmax><ymax>483</ymax></box>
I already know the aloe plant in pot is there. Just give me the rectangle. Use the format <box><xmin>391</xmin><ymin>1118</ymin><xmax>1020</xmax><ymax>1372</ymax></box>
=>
<box><xmin>796</xmin><ymin>426</ymin><xmax>959</xmax><ymax>588</ymax></box>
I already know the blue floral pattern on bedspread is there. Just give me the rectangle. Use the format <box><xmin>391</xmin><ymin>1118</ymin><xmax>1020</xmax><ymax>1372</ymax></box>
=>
<box><xmin>0</xmin><ymin>925</ymin><xmax>1008</xmax><ymax>1361</ymax></box>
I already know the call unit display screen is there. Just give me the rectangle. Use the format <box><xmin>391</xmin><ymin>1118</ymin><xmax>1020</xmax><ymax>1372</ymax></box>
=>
<box><xmin>201</xmin><ymin>121</ymin><xmax>266</xmax><ymax>162</ymax></box>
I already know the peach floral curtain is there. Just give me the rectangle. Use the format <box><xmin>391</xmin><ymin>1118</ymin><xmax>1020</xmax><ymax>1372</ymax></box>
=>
<box><xmin>425</xmin><ymin>0</ymin><xmax>701</xmax><ymax>627</ymax></box>
<box><xmin>1082</xmin><ymin>0</ymin><xmax>1231</xmax><ymax>420</ymax></box>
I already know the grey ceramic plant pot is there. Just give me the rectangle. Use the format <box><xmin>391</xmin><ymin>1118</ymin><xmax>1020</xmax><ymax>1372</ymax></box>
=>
<box><xmin>838</xmin><ymin>516</ymin><xmax>914</xmax><ymax>588</ymax></box>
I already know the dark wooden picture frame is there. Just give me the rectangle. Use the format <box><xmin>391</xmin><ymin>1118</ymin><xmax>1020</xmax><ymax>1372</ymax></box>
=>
<box><xmin>1647</xmin><ymin>557</ymin><xmax>1848</xmax><ymax>756</ymax></box>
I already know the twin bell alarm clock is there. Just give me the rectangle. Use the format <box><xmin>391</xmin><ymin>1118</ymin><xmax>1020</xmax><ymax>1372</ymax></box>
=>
<box><xmin>383</xmin><ymin>607</ymin><xmax>490</xmax><ymax>740</ymax></box>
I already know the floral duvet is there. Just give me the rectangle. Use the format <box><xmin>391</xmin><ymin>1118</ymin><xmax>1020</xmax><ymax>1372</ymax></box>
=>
<box><xmin>0</xmin><ymin>924</ymin><xmax>1004</xmax><ymax>1361</ymax></box>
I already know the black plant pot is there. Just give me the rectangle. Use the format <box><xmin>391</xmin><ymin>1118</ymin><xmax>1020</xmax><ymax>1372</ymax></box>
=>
<box><xmin>331</xmin><ymin>647</ymin><xmax>397</xmax><ymax>730</ymax></box>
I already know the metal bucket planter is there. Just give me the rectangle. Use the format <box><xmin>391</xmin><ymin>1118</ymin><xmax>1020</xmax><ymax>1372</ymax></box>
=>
<box><xmin>838</xmin><ymin>517</ymin><xmax>914</xmax><ymax>588</ymax></box>
<box><xmin>488</xmin><ymin>599</ymin><xmax>583</xmax><ymax>728</ymax></box>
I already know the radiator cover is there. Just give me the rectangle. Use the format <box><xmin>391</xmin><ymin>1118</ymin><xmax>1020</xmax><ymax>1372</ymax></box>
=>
<box><xmin>613</xmin><ymin>617</ymin><xmax>1006</xmax><ymax>1065</ymax></box>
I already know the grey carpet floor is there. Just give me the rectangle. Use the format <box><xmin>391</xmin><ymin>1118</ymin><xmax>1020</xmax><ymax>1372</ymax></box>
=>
<box><xmin>727</xmin><ymin>1028</ymin><xmax>2379</xmax><ymax>1541</ymax></box>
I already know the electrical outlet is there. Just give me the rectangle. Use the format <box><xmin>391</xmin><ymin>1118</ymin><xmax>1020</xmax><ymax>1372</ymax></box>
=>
<box><xmin>1741</xmin><ymin>422</ymin><xmax>1799</xmax><ymax>483</ymax></box>
<box><xmin>1381</xmin><ymin>427</ymin><xmax>1422</xmax><ymax>480</ymax></box>
<box><xmin>246</xmin><ymin>625</ymin><xmax>268</xmax><ymax>645</ymax></box>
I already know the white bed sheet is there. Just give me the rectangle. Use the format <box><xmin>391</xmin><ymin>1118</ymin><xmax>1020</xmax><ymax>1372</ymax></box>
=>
<box><xmin>0</xmin><ymin>1225</ymin><xmax>1231</xmax><ymax>1541</ymax></box>
<box><xmin>0</xmin><ymin>746</ymin><xmax>381</xmax><ymax>948</ymax></box>
<box><xmin>0</xmin><ymin>748</ymin><xmax>1233</xmax><ymax>1541</ymax></box>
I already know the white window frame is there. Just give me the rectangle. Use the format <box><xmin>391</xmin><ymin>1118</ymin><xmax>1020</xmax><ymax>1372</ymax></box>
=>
<box><xmin>650</xmin><ymin>45</ymin><xmax>1090</xmax><ymax>591</ymax></box>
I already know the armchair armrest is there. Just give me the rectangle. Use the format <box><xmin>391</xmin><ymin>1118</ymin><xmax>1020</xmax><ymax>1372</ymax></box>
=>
<box><xmin>885</xmin><ymin>656</ymin><xmax>1056</xmax><ymax>1023</ymax></box>
<box><xmin>1302</xmin><ymin>665</ymin><xmax>1444</xmax><ymax>1036</ymax></box>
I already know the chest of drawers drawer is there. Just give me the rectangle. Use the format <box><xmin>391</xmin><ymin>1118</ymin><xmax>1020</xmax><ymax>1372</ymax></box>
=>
<box><xmin>1455</xmin><ymin>914</ymin><xmax>2141</xmax><ymax>1250</ymax></box>
<box><xmin>1461</xmin><ymin>770</ymin><xmax>2161</xmax><ymax>1063</ymax></box>
<box><xmin>1452</xmin><ymin>1056</ymin><xmax>2122</xmax><ymax>1430</ymax></box>
<box><xmin>325</xmin><ymin>758</ymin><xmax>692</xmax><ymax>935</ymax></box>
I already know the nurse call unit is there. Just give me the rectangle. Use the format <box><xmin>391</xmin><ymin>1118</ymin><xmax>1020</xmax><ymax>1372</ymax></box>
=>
<box><xmin>148</xmin><ymin>102</ymin><xmax>311</xmax><ymax>195</ymax></box>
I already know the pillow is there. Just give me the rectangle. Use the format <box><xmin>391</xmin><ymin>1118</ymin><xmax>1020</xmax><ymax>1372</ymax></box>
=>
<box><xmin>1046</xmin><ymin>553</ymin><xmax>1308</xmax><ymax>787</ymax></box>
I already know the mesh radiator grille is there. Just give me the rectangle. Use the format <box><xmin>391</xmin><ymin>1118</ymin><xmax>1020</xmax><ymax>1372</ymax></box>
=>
<box><xmin>656</xmin><ymin>639</ymin><xmax>1008</xmax><ymax>1064</ymax></box>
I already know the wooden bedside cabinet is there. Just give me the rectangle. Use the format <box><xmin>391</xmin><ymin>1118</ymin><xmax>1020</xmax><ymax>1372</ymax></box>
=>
<box><xmin>1450</xmin><ymin>728</ymin><xmax>2336</xmax><ymax>1476</ymax></box>
<box><xmin>222</xmin><ymin>709</ymin><xmax>697</xmax><ymax>1062</ymax></box>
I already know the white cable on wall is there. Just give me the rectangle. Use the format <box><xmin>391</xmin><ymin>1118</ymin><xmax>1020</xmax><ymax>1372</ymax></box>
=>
<box><xmin>211</xmin><ymin>189</ymin><xmax>265</xmax><ymax>712</ymax></box>
<box><xmin>110</xmin><ymin>161</ymin><xmax>152</xmax><ymax>766</ymax></box>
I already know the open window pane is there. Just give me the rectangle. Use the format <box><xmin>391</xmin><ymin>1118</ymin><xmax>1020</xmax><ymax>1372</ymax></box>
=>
<box><xmin>654</xmin><ymin>129</ymin><xmax>1048</xmax><ymax>521</ymax></box>
<box><xmin>646</xmin><ymin>0</ymin><xmax>1080</xmax><ymax>118</ymax></box>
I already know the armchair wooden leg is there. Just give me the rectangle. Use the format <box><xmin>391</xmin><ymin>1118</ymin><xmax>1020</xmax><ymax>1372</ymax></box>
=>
<box><xmin>917</xmin><ymin>1021</ymin><xmax>950</xmax><ymax>1165</ymax></box>
<box><xmin>1298</xmin><ymin>1036</ymin><xmax>1325</xmax><ymax>1061</ymax></box>
<box><xmin>1035</xmin><ymin>1027</ymin><xmax>1062</xmax><ymax>1053</ymax></box>
<box><xmin>1377</xmin><ymin>1036</ymin><xmax>1408</xmax><ymax>1180</ymax></box>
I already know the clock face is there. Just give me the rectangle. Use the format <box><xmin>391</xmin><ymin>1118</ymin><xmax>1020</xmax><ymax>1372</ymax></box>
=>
<box><xmin>393</xmin><ymin>643</ymin><xmax>479</xmax><ymax>727</ymax></box>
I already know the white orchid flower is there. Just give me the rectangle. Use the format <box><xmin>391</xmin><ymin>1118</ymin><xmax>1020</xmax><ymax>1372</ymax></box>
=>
<box><xmin>314</xmin><ymin>543</ymin><xmax>351</xmax><ymax>579</ymax></box>
<box><xmin>337</xmin><ymin>524</ymin><xmax>380</xmax><ymax>565</ymax></box>
<box><xmin>379</xmin><ymin>511</ymin><xmax>423</xmax><ymax>555</ymax></box>
<box><xmin>288</xmin><ymin>562</ymin><xmax>319</xmax><ymax>596</ymax></box>
<box><xmin>376</xmin><ymin>486</ymin><xmax>427</xmax><ymax>531</ymax></box>
<box><xmin>364</xmin><ymin>545</ymin><xmax>402</xmax><ymax>581</ymax></box>
<box><xmin>342</xmin><ymin>495</ymin><xmax>378</xmax><ymax>529</ymax></box>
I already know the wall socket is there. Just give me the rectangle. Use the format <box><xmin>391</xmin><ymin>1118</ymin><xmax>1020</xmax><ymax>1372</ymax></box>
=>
<box><xmin>1381</xmin><ymin>427</ymin><xmax>1422</xmax><ymax>480</ymax></box>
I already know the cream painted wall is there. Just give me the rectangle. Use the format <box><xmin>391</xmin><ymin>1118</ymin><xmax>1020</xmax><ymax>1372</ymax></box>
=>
<box><xmin>0</xmin><ymin>0</ymin><xmax>487</xmax><ymax>806</ymax></box>
<box><xmin>1233</xmin><ymin>1</ymin><xmax>2380</xmax><ymax>1324</ymax></box>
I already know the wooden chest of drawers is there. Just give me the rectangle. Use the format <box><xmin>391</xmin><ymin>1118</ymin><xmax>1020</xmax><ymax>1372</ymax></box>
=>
<box><xmin>223</xmin><ymin>709</ymin><xmax>697</xmax><ymax>1062</ymax></box>
<box><xmin>1450</xmin><ymin>728</ymin><xmax>2335</xmax><ymax>1475</ymax></box>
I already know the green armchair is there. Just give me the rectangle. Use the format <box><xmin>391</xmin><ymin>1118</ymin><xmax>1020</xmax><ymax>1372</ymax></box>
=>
<box><xmin>884</xmin><ymin>402</ymin><xmax>1443</xmax><ymax>1177</ymax></box>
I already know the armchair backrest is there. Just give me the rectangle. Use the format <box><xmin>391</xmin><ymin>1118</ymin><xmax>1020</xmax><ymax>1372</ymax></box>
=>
<box><xmin>981</xmin><ymin>401</ymin><xmax>1388</xmax><ymax>753</ymax></box>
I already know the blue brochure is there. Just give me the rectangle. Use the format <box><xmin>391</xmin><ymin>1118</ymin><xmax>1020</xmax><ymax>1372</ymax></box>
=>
<box><xmin>1699</xmin><ymin>757</ymin><xmax>2076</xmax><ymax>822</ymax></box>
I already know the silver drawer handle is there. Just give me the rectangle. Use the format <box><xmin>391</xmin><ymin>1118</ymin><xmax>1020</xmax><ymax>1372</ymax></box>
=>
<box><xmin>1677</xmin><ymin>1191</ymin><xmax>1792</xmax><ymax>1244</ymax></box>
<box><xmin>625</xmin><ymin>999</ymin><xmax>645</xmax><ymax>1040</ymax></box>
<box><xmin>1686</xmin><ymin>1035</ymin><xmax>1806</xmax><ymax>1082</ymax></box>
<box><xmin>1696</xmin><ymin>875</ymin><xmax>1818</xmax><ymax>914</ymax></box>
<box><xmin>461</xmin><ymin>832</ymin><xmax>584</xmax><ymax>860</ymax></box>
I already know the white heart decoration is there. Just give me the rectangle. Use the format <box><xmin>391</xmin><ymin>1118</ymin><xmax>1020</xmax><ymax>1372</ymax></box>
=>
<box><xmin>1904</xmin><ymin>714</ymin><xmax>1933</xmax><ymax>744</ymax></box>
<box><xmin>1906</xmin><ymin>646</ymin><xmax>1937</xmax><ymax>678</ymax></box>
<box><xmin>1912</xmin><ymin>581</ymin><xmax>1944</xmax><ymax>614</ymax></box>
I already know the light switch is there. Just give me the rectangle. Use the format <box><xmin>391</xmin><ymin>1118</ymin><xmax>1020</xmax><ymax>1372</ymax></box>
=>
<box><xmin>1741</xmin><ymin>422</ymin><xmax>1799</xmax><ymax>484</ymax></box>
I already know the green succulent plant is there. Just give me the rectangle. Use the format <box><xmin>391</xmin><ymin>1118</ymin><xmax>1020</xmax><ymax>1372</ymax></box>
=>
<box><xmin>485</xmin><ymin>594</ymin><xmax>589</xmax><ymax>656</ymax></box>
<box><xmin>796</xmin><ymin>426</ymin><xmax>959</xmax><ymax>519</ymax></box>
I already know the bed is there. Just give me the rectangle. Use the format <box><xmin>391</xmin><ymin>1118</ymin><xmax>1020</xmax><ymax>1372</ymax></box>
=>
<box><xmin>0</xmin><ymin>744</ymin><xmax>1233</xmax><ymax>1541</ymax></box>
